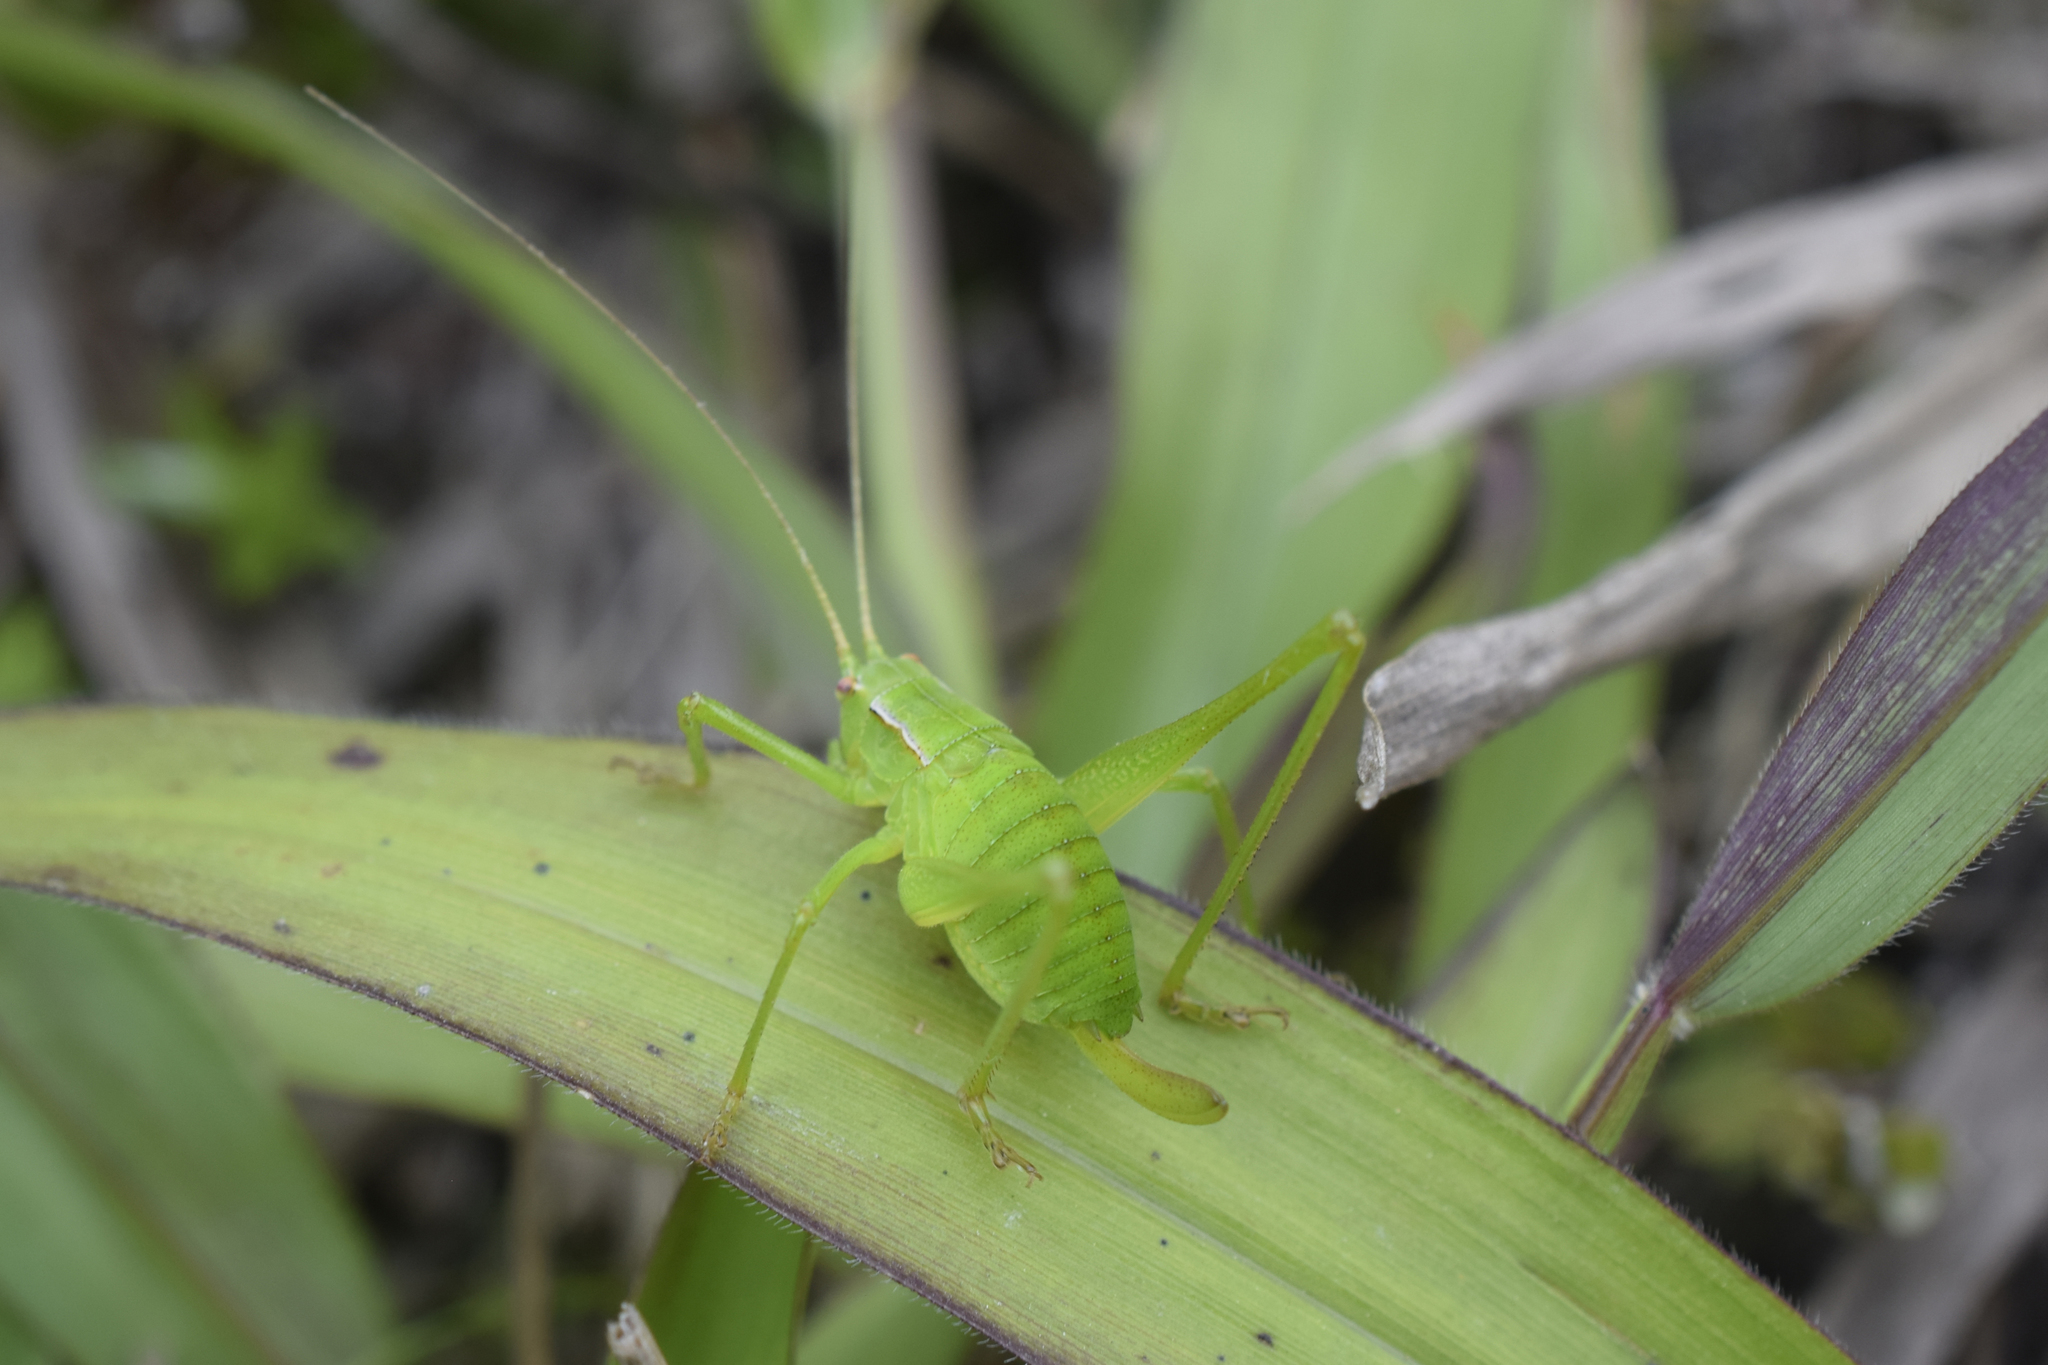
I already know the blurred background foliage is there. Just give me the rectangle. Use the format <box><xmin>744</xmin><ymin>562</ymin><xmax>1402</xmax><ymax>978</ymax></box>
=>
<box><xmin>4</xmin><ymin>0</ymin><xmax>2048</xmax><ymax>1360</ymax></box>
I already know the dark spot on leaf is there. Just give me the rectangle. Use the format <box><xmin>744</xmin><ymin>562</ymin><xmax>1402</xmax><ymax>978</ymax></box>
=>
<box><xmin>328</xmin><ymin>740</ymin><xmax>382</xmax><ymax>769</ymax></box>
<box><xmin>380</xmin><ymin>837</ymin><xmax>391</xmax><ymax>847</ymax></box>
<box><xmin>1159</xmin><ymin>1238</ymin><xmax>1168</xmax><ymax>1247</ymax></box>
<box><xmin>534</xmin><ymin>862</ymin><xmax>550</xmax><ymax>875</ymax></box>
<box><xmin>932</xmin><ymin>953</ymin><xmax>953</xmax><ymax>969</ymax></box>
<box><xmin>683</xmin><ymin>1032</ymin><xmax>696</xmax><ymax>1043</ymax></box>
<box><xmin>1150</xmin><ymin>1151</ymin><xmax>1161</xmax><ymax>1161</ymax></box>
<box><xmin>273</xmin><ymin>919</ymin><xmax>292</xmax><ymax>935</ymax></box>
<box><xmin>320</xmin><ymin>863</ymin><xmax>343</xmax><ymax>879</ymax></box>
<box><xmin>1256</xmin><ymin>1333</ymin><xmax>1274</xmax><ymax>1347</ymax></box>
<box><xmin>860</xmin><ymin>889</ymin><xmax>872</xmax><ymax>900</ymax></box>
<box><xmin>646</xmin><ymin>1043</ymin><xmax>663</xmax><ymax>1057</ymax></box>
<box><xmin>441</xmin><ymin>868</ymin><xmax>451</xmax><ymax>877</ymax></box>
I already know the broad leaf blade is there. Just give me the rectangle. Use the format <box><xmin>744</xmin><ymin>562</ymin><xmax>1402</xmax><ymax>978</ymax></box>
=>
<box><xmin>0</xmin><ymin>14</ymin><xmax>863</xmax><ymax>661</ymax></box>
<box><xmin>0</xmin><ymin>707</ymin><xmax>1842</xmax><ymax>1364</ymax></box>
<box><xmin>1033</xmin><ymin>0</ymin><xmax>1568</xmax><ymax>885</ymax></box>
<box><xmin>195</xmin><ymin>939</ymin><xmax>670</xmax><ymax>1151</ymax></box>
<box><xmin>1574</xmin><ymin>410</ymin><xmax>2048</xmax><ymax>1140</ymax></box>
<box><xmin>0</xmin><ymin>891</ymin><xmax>389</xmax><ymax>1364</ymax></box>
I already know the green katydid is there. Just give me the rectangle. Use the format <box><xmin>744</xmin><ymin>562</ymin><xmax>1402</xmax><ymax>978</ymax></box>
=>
<box><xmin>669</xmin><ymin>347</ymin><xmax>1364</xmax><ymax>1180</ymax></box>
<box><xmin>329</xmin><ymin>96</ymin><xmax>1365</xmax><ymax>1181</ymax></box>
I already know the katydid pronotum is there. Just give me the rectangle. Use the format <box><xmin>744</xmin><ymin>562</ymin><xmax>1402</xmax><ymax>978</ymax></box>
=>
<box><xmin>326</xmin><ymin>93</ymin><xmax>1365</xmax><ymax>1182</ymax></box>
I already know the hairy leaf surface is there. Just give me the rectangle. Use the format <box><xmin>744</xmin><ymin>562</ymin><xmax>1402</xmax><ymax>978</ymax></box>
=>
<box><xmin>0</xmin><ymin>707</ymin><xmax>1842</xmax><ymax>1364</ymax></box>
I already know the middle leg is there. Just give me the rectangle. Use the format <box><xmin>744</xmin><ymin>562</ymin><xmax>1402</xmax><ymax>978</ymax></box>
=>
<box><xmin>703</xmin><ymin>826</ymin><xmax>903</xmax><ymax>1165</ymax></box>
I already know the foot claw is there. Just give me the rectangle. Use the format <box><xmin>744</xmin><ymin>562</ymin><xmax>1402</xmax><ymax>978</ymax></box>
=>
<box><xmin>960</xmin><ymin>1094</ymin><xmax>1041</xmax><ymax>1185</ymax></box>
<box><xmin>1166</xmin><ymin>989</ymin><xmax>1290</xmax><ymax>1030</ymax></box>
<box><xmin>702</xmin><ymin>1089</ymin><xmax>742</xmax><ymax>1166</ymax></box>
<box><xmin>610</xmin><ymin>756</ymin><xmax>696</xmax><ymax>789</ymax></box>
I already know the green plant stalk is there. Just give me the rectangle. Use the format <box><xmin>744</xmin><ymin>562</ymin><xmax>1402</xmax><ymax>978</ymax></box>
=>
<box><xmin>1416</xmin><ymin>779</ymin><xmax>1662</xmax><ymax>1115</ymax></box>
<box><xmin>796</xmin><ymin>1273</ymin><xmax>971</xmax><ymax>1365</ymax></box>
<box><xmin>848</xmin><ymin>101</ymin><xmax>998</xmax><ymax>706</ymax></box>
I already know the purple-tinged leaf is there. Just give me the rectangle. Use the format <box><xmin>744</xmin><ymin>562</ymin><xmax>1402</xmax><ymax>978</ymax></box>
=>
<box><xmin>1572</xmin><ymin>409</ymin><xmax>2048</xmax><ymax>1145</ymax></box>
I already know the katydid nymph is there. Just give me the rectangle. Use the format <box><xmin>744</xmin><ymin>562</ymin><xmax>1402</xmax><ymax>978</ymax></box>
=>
<box><xmin>328</xmin><ymin>95</ymin><xmax>1367</xmax><ymax>1181</ymax></box>
<box><xmin>673</xmin><ymin>417</ymin><xmax>1364</xmax><ymax>1182</ymax></box>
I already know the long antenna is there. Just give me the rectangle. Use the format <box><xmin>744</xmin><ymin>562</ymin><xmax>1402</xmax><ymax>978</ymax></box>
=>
<box><xmin>842</xmin><ymin>198</ymin><xmax>884</xmax><ymax>660</ymax></box>
<box><xmin>304</xmin><ymin>89</ymin><xmax>859</xmax><ymax>676</ymax></box>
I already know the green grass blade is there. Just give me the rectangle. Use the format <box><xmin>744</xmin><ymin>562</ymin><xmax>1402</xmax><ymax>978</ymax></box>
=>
<box><xmin>1573</xmin><ymin>412</ymin><xmax>2048</xmax><ymax>1141</ymax></box>
<box><xmin>637</xmin><ymin>1165</ymin><xmax>815</xmax><ymax>1365</ymax></box>
<box><xmin>0</xmin><ymin>13</ymin><xmax>861</xmax><ymax>659</ymax></box>
<box><xmin>1408</xmin><ymin>0</ymin><xmax>1681</xmax><ymax>992</ymax></box>
<box><xmin>0</xmin><ymin>707</ymin><xmax>1844</xmax><ymax>1364</ymax></box>
<box><xmin>1415</xmin><ymin>779</ymin><xmax>1662</xmax><ymax>1116</ymax></box>
<box><xmin>797</xmin><ymin>1274</ymin><xmax>972</xmax><ymax>1365</ymax></box>
<box><xmin>0</xmin><ymin>890</ymin><xmax>389</xmax><ymax>1365</ymax></box>
<box><xmin>1032</xmin><ymin>0</ymin><xmax>1569</xmax><ymax>884</ymax></box>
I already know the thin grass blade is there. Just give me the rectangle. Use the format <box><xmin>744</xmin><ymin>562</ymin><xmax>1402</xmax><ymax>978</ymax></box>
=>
<box><xmin>1415</xmin><ymin>779</ymin><xmax>1664</xmax><ymax>1115</ymax></box>
<box><xmin>1572</xmin><ymin>410</ymin><xmax>2048</xmax><ymax>1143</ymax></box>
<box><xmin>636</xmin><ymin>1165</ymin><xmax>815</xmax><ymax>1365</ymax></box>
<box><xmin>748</xmin><ymin>0</ymin><xmax>998</xmax><ymax>702</ymax></box>
<box><xmin>797</xmin><ymin>1274</ymin><xmax>973</xmax><ymax>1365</ymax></box>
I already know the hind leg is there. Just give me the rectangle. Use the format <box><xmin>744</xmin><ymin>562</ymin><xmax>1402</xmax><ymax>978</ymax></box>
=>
<box><xmin>1058</xmin><ymin>613</ymin><xmax>1366</xmax><ymax>1026</ymax></box>
<box><xmin>901</xmin><ymin>856</ymin><xmax>1078</xmax><ymax>1183</ymax></box>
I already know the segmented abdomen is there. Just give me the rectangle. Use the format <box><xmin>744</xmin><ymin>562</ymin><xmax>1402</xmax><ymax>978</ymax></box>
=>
<box><xmin>937</xmin><ymin>750</ymin><xmax>1138</xmax><ymax>1036</ymax></box>
<box><xmin>864</xmin><ymin>668</ymin><xmax>1140</xmax><ymax>1037</ymax></box>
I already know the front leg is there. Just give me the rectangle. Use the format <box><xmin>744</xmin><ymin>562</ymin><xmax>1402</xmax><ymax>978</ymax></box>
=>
<box><xmin>677</xmin><ymin>693</ymin><xmax>857</xmax><ymax>801</ymax></box>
